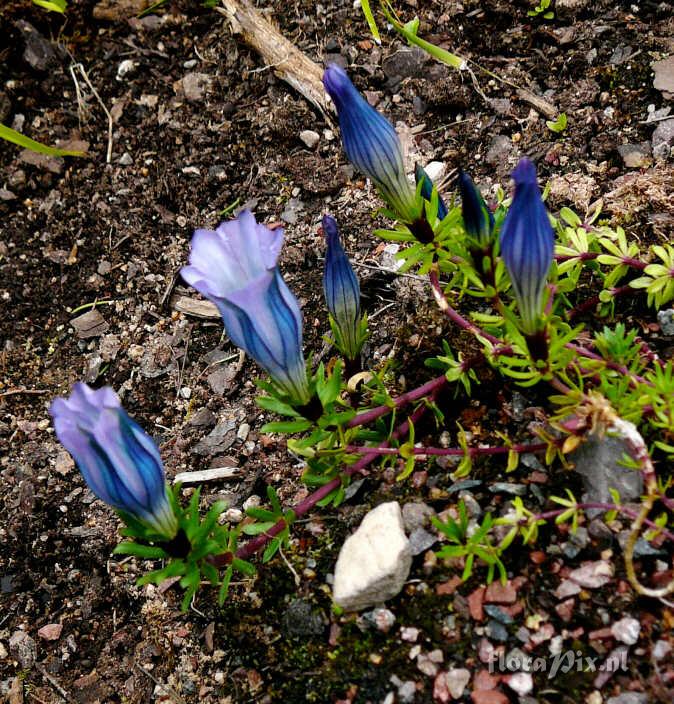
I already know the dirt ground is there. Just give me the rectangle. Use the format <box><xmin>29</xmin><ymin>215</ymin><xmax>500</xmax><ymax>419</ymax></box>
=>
<box><xmin>1</xmin><ymin>0</ymin><xmax>674</xmax><ymax>702</ymax></box>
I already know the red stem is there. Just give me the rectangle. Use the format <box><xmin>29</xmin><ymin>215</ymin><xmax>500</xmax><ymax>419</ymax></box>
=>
<box><xmin>567</xmin><ymin>284</ymin><xmax>632</xmax><ymax>321</ymax></box>
<box><xmin>428</xmin><ymin>269</ymin><xmax>512</xmax><ymax>355</ymax></box>
<box><xmin>554</xmin><ymin>252</ymin><xmax>646</xmax><ymax>270</ymax></box>
<box><xmin>344</xmin><ymin>441</ymin><xmax>548</xmax><ymax>458</ymax></box>
<box><xmin>346</xmin><ymin>374</ymin><xmax>447</xmax><ymax>429</ymax></box>
<box><xmin>565</xmin><ymin>343</ymin><xmax>650</xmax><ymax>386</ymax></box>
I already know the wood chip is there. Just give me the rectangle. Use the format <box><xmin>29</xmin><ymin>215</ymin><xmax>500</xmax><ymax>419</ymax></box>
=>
<box><xmin>70</xmin><ymin>309</ymin><xmax>109</xmax><ymax>338</ymax></box>
<box><xmin>173</xmin><ymin>467</ymin><xmax>239</xmax><ymax>484</ymax></box>
<box><xmin>172</xmin><ymin>295</ymin><xmax>220</xmax><ymax>319</ymax></box>
<box><xmin>217</xmin><ymin>0</ymin><xmax>329</xmax><ymax>117</ymax></box>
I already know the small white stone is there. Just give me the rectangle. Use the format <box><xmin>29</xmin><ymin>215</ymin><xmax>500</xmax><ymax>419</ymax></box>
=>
<box><xmin>424</xmin><ymin>161</ymin><xmax>445</xmax><ymax>183</ymax></box>
<box><xmin>223</xmin><ymin>508</ymin><xmax>243</xmax><ymax>523</ymax></box>
<box><xmin>506</xmin><ymin>671</ymin><xmax>533</xmax><ymax>696</ymax></box>
<box><xmin>611</xmin><ymin>616</ymin><xmax>640</xmax><ymax>645</ymax></box>
<box><xmin>445</xmin><ymin>668</ymin><xmax>470</xmax><ymax>699</ymax></box>
<box><xmin>299</xmin><ymin>130</ymin><xmax>320</xmax><ymax>149</ymax></box>
<box><xmin>332</xmin><ymin>502</ymin><xmax>412</xmax><ymax>611</ymax></box>
<box><xmin>243</xmin><ymin>495</ymin><xmax>261</xmax><ymax>511</ymax></box>
<box><xmin>116</xmin><ymin>59</ymin><xmax>136</xmax><ymax>81</ymax></box>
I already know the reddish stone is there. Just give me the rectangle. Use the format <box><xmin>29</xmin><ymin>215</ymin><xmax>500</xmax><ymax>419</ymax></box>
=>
<box><xmin>555</xmin><ymin>598</ymin><xmax>575</xmax><ymax>623</ymax></box>
<box><xmin>528</xmin><ymin>471</ymin><xmax>548</xmax><ymax>484</ymax></box>
<box><xmin>436</xmin><ymin>576</ymin><xmax>463</xmax><ymax>596</ymax></box>
<box><xmin>37</xmin><ymin>623</ymin><xmax>62</xmax><ymax>641</ymax></box>
<box><xmin>468</xmin><ymin>587</ymin><xmax>486</xmax><ymax>621</ymax></box>
<box><xmin>588</xmin><ymin>627</ymin><xmax>613</xmax><ymax>641</ymax></box>
<box><xmin>471</xmin><ymin>689</ymin><xmax>509</xmax><ymax>704</ymax></box>
<box><xmin>484</xmin><ymin>581</ymin><xmax>517</xmax><ymax>605</ymax></box>
<box><xmin>529</xmin><ymin>550</ymin><xmax>546</xmax><ymax>564</ymax></box>
<box><xmin>499</xmin><ymin>602</ymin><xmax>524</xmax><ymax>618</ymax></box>
<box><xmin>473</xmin><ymin>669</ymin><xmax>499</xmax><ymax>690</ymax></box>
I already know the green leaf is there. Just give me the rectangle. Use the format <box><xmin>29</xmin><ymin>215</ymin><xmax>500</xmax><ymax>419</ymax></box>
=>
<box><xmin>359</xmin><ymin>0</ymin><xmax>381</xmax><ymax>43</ymax></box>
<box><xmin>263</xmin><ymin>536</ymin><xmax>282</xmax><ymax>563</ymax></box>
<box><xmin>218</xmin><ymin>566</ymin><xmax>234</xmax><ymax>605</ymax></box>
<box><xmin>232</xmin><ymin>557</ymin><xmax>257</xmax><ymax>576</ymax></box>
<box><xmin>0</xmin><ymin>123</ymin><xmax>84</xmax><ymax>156</ymax></box>
<box><xmin>113</xmin><ymin>541</ymin><xmax>168</xmax><ymax>559</ymax></box>
<box><xmin>260</xmin><ymin>418</ymin><xmax>313</xmax><ymax>434</ymax></box>
<box><xmin>256</xmin><ymin>395</ymin><xmax>300</xmax><ymax>417</ymax></box>
<box><xmin>32</xmin><ymin>0</ymin><xmax>67</xmax><ymax>13</ymax></box>
<box><xmin>546</xmin><ymin>113</ymin><xmax>568</xmax><ymax>134</ymax></box>
<box><xmin>241</xmin><ymin>520</ymin><xmax>276</xmax><ymax>535</ymax></box>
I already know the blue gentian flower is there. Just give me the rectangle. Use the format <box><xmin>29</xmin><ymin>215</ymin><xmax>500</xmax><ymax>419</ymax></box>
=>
<box><xmin>415</xmin><ymin>163</ymin><xmax>448</xmax><ymax>221</ymax></box>
<box><xmin>50</xmin><ymin>383</ymin><xmax>178</xmax><ymax>539</ymax></box>
<box><xmin>322</xmin><ymin>64</ymin><xmax>418</xmax><ymax>223</ymax></box>
<box><xmin>181</xmin><ymin>210</ymin><xmax>311</xmax><ymax>404</ymax></box>
<box><xmin>500</xmin><ymin>158</ymin><xmax>554</xmax><ymax>334</ymax></box>
<box><xmin>322</xmin><ymin>215</ymin><xmax>363</xmax><ymax>360</ymax></box>
<box><xmin>458</xmin><ymin>170</ymin><xmax>494</xmax><ymax>247</ymax></box>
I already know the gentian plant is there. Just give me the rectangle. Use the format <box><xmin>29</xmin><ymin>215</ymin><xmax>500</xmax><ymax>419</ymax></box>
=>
<box><xmin>322</xmin><ymin>215</ymin><xmax>368</xmax><ymax>370</ymax></box>
<box><xmin>499</xmin><ymin>159</ymin><xmax>554</xmax><ymax>337</ymax></box>
<box><xmin>323</xmin><ymin>63</ymin><xmax>436</xmax><ymax>243</ymax></box>
<box><xmin>52</xmin><ymin>66</ymin><xmax>674</xmax><ymax>611</ymax></box>
<box><xmin>181</xmin><ymin>210</ymin><xmax>327</xmax><ymax>420</ymax></box>
<box><xmin>51</xmin><ymin>383</ymin><xmax>256</xmax><ymax>610</ymax></box>
<box><xmin>50</xmin><ymin>383</ymin><xmax>179</xmax><ymax>541</ymax></box>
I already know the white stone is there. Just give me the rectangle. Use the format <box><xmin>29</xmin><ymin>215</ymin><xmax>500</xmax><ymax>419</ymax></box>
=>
<box><xmin>116</xmin><ymin>59</ymin><xmax>136</xmax><ymax>81</ymax></box>
<box><xmin>299</xmin><ymin>130</ymin><xmax>320</xmax><ymax>149</ymax></box>
<box><xmin>506</xmin><ymin>671</ymin><xmax>534</xmax><ymax>696</ymax></box>
<box><xmin>445</xmin><ymin>668</ymin><xmax>470</xmax><ymax>699</ymax></box>
<box><xmin>332</xmin><ymin>502</ymin><xmax>412</xmax><ymax>611</ymax></box>
<box><xmin>423</xmin><ymin>161</ymin><xmax>445</xmax><ymax>183</ymax></box>
<box><xmin>611</xmin><ymin>616</ymin><xmax>640</xmax><ymax>645</ymax></box>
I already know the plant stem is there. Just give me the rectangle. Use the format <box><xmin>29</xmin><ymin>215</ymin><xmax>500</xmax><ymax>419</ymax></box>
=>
<box><xmin>428</xmin><ymin>269</ymin><xmax>512</xmax><ymax>355</ymax></box>
<box><xmin>554</xmin><ymin>252</ymin><xmax>646</xmax><ymax>270</ymax></box>
<box><xmin>567</xmin><ymin>284</ymin><xmax>632</xmax><ymax>321</ymax></box>
<box><xmin>343</xmin><ymin>441</ymin><xmax>549</xmax><ymax>458</ymax></box>
<box><xmin>565</xmin><ymin>343</ymin><xmax>650</xmax><ymax>386</ymax></box>
<box><xmin>346</xmin><ymin>374</ymin><xmax>447</xmax><ymax>429</ymax></box>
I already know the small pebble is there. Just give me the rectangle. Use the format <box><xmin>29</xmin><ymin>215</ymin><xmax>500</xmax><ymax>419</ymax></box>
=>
<box><xmin>299</xmin><ymin>130</ymin><xmax>320</xmax><ymax>149</ymax></box>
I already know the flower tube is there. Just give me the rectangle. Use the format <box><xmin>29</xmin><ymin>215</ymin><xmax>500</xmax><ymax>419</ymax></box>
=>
<box><xmin>322</xmin><ymin>215</ymin><xmax>363</xmax><ymax>361</ymax></box>
<box><xmin>50</xmin><ymin>383</ymin><xmax>178</xmax><ymax>539</ymax></box>
<box><xmin>458</xmin><ymin>170</ymin><xmax>494</xmax><ymax>247</ymax></box>
<box><xmin>181</xmin><ymin>210</ymin><xmax>311</xmax><ymax>404</ymax></box>
<box><xmin>322</xmin><ymin>63</ymin><xmax>419</xmax><ymax>224</ymax></box>
<box><xmin>415</xmin><ymin>163</ymin><xmax>448</xmax><ymax>221</ymax></box>
<box><xmin>500</xmin><ymin>158</ymin><xmax>554</xmax><ymax>336</ymax></box>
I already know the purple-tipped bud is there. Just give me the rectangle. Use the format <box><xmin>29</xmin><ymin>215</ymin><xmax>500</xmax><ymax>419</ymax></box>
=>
<box><xmin>458</xmin><ymin>170</ymin><xmax>494</xmax><ymax>246</ymax></box>
<box><xmin>322</xmin><ymin>215</ymin><xmax>363</xmax><ymax>360</ymax></box>
<box><xmin>415</xmin><ymin>163</ymin><xmax>448</xmax><ymax>221</ymax></box>
<box><xmin>499</xmin><ymin>158</ymin><xmax>554</xmax><ymax>334</ymax></box>
<box><xmin>322</xmin><ymin>64</ymin><xmax>418</xmax><ymax>222</ymax></box>
<box><xmin>181</xmin><ymin>211</ymin><xmax>311</xmax><ymax>404</ymax></box>
<box><xmin>50</xmin><ymin>383</ymin><xmax>178</xmax><ymax>538</ymax></box>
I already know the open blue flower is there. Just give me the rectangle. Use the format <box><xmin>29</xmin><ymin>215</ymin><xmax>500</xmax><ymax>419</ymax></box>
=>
<box><xmin>181</xmin><ymin>210</ymin><xmax>311</xmax><ymax>404</ymax></box>
<box><xmin>415</xmin><ymin>163</ymin><xmax>448</xmax><ymax>221</ymax></box>
<box><xmin>50</xmin><ymin>383</ymin><xmax>178</xmax><ymax>539</ymax></box>
<box><xmin>323</xmin><ymin>64</ymin><xmax>418</xmax><ymax>222</ymax></box>
<box><xmin>500</xmin><ymin>158</ymin><xmax>554</xmax><ymax>334</ymax></box>
<box><xmin>322</xmin><ymin>215</ymin><xmax>363</xmax><ymax>360</ymax></box>
<box><xmin>458</xmin><ymin>170</ymin><xmax>494</xmax><ymax>247</ymax></box>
